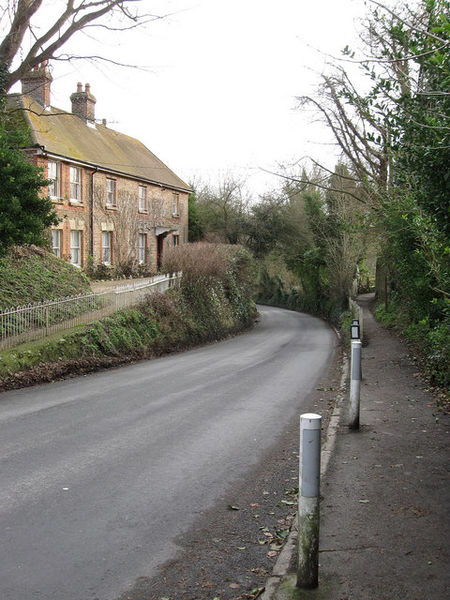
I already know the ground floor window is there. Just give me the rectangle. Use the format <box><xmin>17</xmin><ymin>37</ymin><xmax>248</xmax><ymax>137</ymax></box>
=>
<box><xmin>138</xmin><ymin>233</ymin><xmax>147</xmax><ymax>264</ymax></box>
<box><xmin>52</xmin><ymin>229</ymin><xmax>62</xmax><ymax>258</ymax></box>
<box><xmin>173</xmin><ymin>234</ymin><xmax>179</xmax><ymax>247</ymax></box>
<box><xmin>102</xmin><ymin>231</ymin><xmax>112</xmax><ymax>265</ymax></box>
<box><xmin>70</xmin><ymin>230</ymin><xmax>82</xmax><ymax>266</ymax></box>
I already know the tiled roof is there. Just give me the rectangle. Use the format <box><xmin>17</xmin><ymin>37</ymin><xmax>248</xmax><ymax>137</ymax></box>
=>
<box><xmin>7</xmin><ymin>94</ymin><xmax>190</xmax><ymax>192</ymax></box>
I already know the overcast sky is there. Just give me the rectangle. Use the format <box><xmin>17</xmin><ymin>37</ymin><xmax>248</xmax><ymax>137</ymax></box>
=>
<box><xmin>10</xmin><ymin>0</ymin><xmax>370</xmax><ymax>197</ymax></box>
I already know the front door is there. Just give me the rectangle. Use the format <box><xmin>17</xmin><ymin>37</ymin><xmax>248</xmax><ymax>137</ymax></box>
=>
<box><xmin>157</xmin><ymin>233</ymin><xmax>167</xmax><ymax>271</ymax></box>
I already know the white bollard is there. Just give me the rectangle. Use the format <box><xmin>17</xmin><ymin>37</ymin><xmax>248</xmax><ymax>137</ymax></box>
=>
<box><xmin>297</xmin><ymin>413</ymin><xmax>322</xmax><ymax>589</ymax></box>
<box><xmin>349</xmin><ymin>339</ymin><xmax>362</xmax><ymax>429</ymax></box>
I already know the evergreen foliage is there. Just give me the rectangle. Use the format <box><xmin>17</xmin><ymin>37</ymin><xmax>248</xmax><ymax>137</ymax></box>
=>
<box><xmin>0</xmin><ymin>65</ymin><xmax>58</xmax><ymax>255</ymax></box>
<box><xmin>187</xmin><ymin>190</ymin><xmax>204</xmax><ymax>241</ymax></box>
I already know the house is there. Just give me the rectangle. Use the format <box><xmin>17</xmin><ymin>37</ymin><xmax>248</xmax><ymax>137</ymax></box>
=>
<box><xmin>7</xmin><ymin>62</ymin><xmax>190</xmax><ymax>272</ymax></box>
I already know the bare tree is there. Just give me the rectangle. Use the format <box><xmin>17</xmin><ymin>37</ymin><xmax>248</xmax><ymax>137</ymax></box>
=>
<box><xmin>296</xmin><ymin>1</ymin><xmax>449</xmax><ymax>203</ymax></box>
<box><xmin>195</xmin><ymin>175</ymin><xmax>251</xmax><ymax>245</ymax></box>
<box><xmin>92</xmin><ymin>184</ymin><xmax>139</xmax><ymax>272</ymax></box>
<box><xmin>0</xmin><ymin>0</ymin><xmax>165</xmax><ymax>93</ymax></box>
<box><xmin>297</xmin><ymin>69</ymin><xmax>389</xmax><ymax>201</ymax></box>
<box><xmin>92</xmin><ymin>183</ymin><xmax>178</xmax><ymax>274</ymax></box>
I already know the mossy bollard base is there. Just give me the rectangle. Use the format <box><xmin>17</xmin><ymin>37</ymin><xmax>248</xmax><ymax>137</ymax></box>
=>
<box><xmin>297</xmin><ymin>496</ymin><xmax>319</xmax><ymax>588</ymax></box>
<box><xmin>276</xmin><ymin>573</ymin><xmax>335</xmax><ymax>600</ymax></box>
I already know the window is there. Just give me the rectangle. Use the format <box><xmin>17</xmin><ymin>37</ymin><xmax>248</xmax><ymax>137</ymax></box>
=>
<box><xmin>70</xmin><ymin>230</ymin><xmax>82</xmax><ymax>266</ymax></box>
<box><xmin>138</xmin><ymin>185</ymin><xmax>147</xmax><ymax>212</ymax></box>
<box><xmin>48</xmin><ymin>161</ymin><xmax>60</xmax><ymax>198</ymax></box>
<box><xmin>173</xmin><ymin>234</ymin><xmax>179</xmax><ymax>247</ymax></box>
<box><xmin>70</xmin><ymin>166</ymin><xmax>82</xmax><ymax>201</ymax></box>
<box><xmin>106</xmin><ymin>178</ymin><xmax>117</xmax><ymax>207</ymax></box>
<box><xmin>172</xmin><ymin>193</ymin><xmax>179</xmax><ymax>216</ymax></box>
<box><xmin>102</xmin><ymin>231</ymin><xmax>112</xmax><ymax>265</ymax></box>
<box><xmin>138</xmin><ymin>233</ymin><xmax>146</xmax><ymax>264</ymax></box>
<box><xmin>51</xmin><ymin>229</ymin><xmax>62</xmax><ymax>257</ymax></box>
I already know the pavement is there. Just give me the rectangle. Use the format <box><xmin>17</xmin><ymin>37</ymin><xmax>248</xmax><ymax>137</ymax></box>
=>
<box><xmin>262</xmin><ymin>293</ymin><xmax>450</xmax><ymax>600</ymax></box>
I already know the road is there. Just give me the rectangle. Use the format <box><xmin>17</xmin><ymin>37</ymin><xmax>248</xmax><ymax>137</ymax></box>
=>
<box><xmin>0</xmin><ymin>306</ymin><xmax>335</xmax><ymax>600</ymax></box>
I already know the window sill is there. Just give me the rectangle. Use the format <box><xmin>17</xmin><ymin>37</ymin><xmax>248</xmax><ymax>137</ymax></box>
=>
<box><xmin>172</xmin><ymin>213</ymin><xmax>180</xmax><ymax>218</ymax></box>
<box><xmin>138</xmin><ymin>209</ymin><xmax>148</xmax><ymax>214</ymax></box>
<box><xmin>50</xmin><ymin>197</ymin><xmax>63</xmax><ymax>204</ymax></box>
<box><xmin>105</xmin><ymin>205</ymin><xmax>118</xmax><ymax>211</ymax></box>
<box><xmin>69</xmin><ymin>200</ymin><xmax>84</xmax><ymax>206</ymax></box>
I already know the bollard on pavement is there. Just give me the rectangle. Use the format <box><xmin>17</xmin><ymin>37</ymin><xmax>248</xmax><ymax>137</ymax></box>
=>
<box><xmin>349</xmin><ymin>339</ymin><xmax>362</xmax><ymax>429</ymax></box>
<box><xmin>297</xmin><ymin>413</ymin><xmax>322</xmax><ymax>589</ymax></box>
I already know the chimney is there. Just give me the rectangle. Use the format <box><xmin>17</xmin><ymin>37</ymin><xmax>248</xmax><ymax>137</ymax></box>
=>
<box><xmin>70</xmin><ymin>82</ymin><xmax>96</xmax><ymax>122</ymax></box>
<box><xmin>21</xmin><ymin>61</ymin><xmax>52</xmax><ymax>106</ymax></box>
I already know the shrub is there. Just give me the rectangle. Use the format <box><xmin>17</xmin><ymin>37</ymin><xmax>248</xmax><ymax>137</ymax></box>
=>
<box><xmin>375</xmin><ymin>298</ymin><xmax>450</xmax><ymax>388</ymax></box>
<box><xmin>162</xmin><ymin>242</ymin><xmax>256</xmax><ymax>334</ymax></box>
<box><xmin>162</xmin><ymin>242</ymin><xmax>229</xmax><ymax>284</ymax></box>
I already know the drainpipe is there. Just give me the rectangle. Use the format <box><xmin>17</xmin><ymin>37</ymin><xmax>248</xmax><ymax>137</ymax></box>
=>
<box><xmin>90</xmin><ymin>167</ymin><xmax>98</xmax><ymax>258</ymax></box>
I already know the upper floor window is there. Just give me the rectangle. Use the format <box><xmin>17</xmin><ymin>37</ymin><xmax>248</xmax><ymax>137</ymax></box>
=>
<box><xmin>172</xmin><ymin>193</ymin><xmax>179</xmax><ymax>216</ymax></box>
<box><xmin>138</xmin><ymin>185</ymin><xmax>147</xmax><ymax>212</ymax></box>
<box><xmin>48</xmin><ymin>161</ymin><xmax>61</xmax><ymax>198</ymax></box>
<box><xmin>70</xmin><ymin>166</ymin><xmax>82</xmax><ymax>201</ymax></box>
<box><xmin>106</xmin><ymin>178</ymin><xmax>117</xmax><ymax>207</ymax></box>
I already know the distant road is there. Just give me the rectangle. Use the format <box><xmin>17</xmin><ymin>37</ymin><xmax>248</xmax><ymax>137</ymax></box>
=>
<box><xmin>0</xmin><ymin>306</ymin><xmax>335</xmax><ymax>600</ymax></box>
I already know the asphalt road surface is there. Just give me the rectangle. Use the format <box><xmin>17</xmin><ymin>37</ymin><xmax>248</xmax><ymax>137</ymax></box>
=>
<box><xmin>0</xmin><ymin>306</ymin><xmax>335</xmax><ymax>600</ymax></box>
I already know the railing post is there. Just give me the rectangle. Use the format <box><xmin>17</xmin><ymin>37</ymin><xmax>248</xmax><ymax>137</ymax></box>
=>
<box><xmin>297</xmin><ymin>413</ymin><xmax>322</xmax><ymax>589</ymax></box>
<box><xmin>45</xmin><ymin>304</ymin><xmax>49</xmax><ymax>336</ymax></box>
<box><xmin>349</xmin><ymin>339</ymin><xmax>362</xmax><ymax>429</ymax></box>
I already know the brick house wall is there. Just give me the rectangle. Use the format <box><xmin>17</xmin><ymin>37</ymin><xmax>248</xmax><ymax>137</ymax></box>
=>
<box><xmin>42</xmin><ymin>157</ymin><xmax>188</xmax><ymax>270</ymax></box>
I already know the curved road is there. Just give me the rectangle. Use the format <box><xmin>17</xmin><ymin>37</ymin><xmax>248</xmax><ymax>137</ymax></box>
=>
<box><xmin>0</xmin><ymin>306</ymin><xmax>335</xmax><ymax>600</ymax></box>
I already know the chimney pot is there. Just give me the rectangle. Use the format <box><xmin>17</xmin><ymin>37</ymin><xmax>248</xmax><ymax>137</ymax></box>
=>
<box><xmin>70</xmin><ymin>82</ymin><xmax>96</xmax><ymax>122</ymax></box>
<box><xmin>21</xmin><ymin>62</ymin><xmax>52</xmax><ymax>106</ymax></box>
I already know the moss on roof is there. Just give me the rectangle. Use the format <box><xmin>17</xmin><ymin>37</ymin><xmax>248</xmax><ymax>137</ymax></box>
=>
<box><xmin>7</xmin><ymin>94</ymin><xmax>190</xmax><ymax>192</ymax></box>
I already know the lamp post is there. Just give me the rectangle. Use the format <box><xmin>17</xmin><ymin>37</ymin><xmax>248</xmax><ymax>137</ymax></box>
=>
<box><xmin>351</xmin><ymin>319</ymin><xmax>360</xmax><ymax>340</ymax></box>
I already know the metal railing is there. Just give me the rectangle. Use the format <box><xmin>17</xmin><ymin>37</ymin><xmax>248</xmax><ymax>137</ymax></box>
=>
<box><xmin>0</xmin><ymin>273</ymin><xmax>181</xmax><ymax>350</ymax></box>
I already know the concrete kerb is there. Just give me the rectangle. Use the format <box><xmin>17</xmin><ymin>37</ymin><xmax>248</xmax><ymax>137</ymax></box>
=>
<box><xmin>260</xmin><ymin>353</ymin><xmax>349</xmax><ymax>600</ymax></box>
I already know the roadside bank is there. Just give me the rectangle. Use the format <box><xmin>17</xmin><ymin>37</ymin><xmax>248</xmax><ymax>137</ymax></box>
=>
<box><xmin>0</xmin><ymin>244</ymin><xmax>257</xmax><ymax>392</ymax></box>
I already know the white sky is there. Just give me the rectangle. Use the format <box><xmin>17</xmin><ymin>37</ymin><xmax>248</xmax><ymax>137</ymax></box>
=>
<box><xmin>9</xmin><ymin>0</ymin><xmax>370</xmax><ymax>197</ymax></box>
